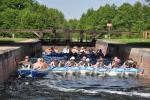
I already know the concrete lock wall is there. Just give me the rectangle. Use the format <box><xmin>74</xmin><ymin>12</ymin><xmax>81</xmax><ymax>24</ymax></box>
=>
<box><xmin>96</xmin><ymin>40</ymin><xmax>150</xmax><ymax>77</ymax></box>
<box><xmin>95</xmin><ymin>40</ymin><xmax>108</xmax><ymax>56</ymax></box>
<box><xmin>0</xmin><ymin>40</ymin><xmax>42</xmax><ymax>83</ymax></box>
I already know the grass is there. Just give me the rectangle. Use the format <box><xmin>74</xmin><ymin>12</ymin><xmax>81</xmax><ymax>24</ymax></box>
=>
<box><xmin>0</xmin><ymin>38</ymin><xmax>28</xmax><ymax>43</ymax></box>
<box><xmin>102</xmin><ymin>38</ymin><xmax>150</xmax><ymax>44</ymax></box>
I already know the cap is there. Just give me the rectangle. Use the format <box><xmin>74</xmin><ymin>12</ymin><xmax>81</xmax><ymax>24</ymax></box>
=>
<box><xmin>70</xmin><ymin>56</ymin><xmax>75</xmax><ymax>60</ymax></box>
<box><xmin>73</xmin><ymin>46</ymin><xmax>78</xmax><ymax>49</ymax></box>
<box><xmin>114</xmin><ymin>57</ymin><xmax>118</xmax><ymax>61</ymax></box>
<box><xmin>128</xmin><ymin>60</ymin><xmax>134</xmax><ymax>63</ymax></box>
<box><xmin>25</xmin><ymin>56</ymin><xmax>29</xmax><ymax>59</ymax></box>
<box><xmin>86</xmin><ymin>58</ymin><xmax>90</xmax><ymax>62</ymax></box>
<box><xmin>82</xmin><ymin>56</ymin><xmax>87</xmax><ymax>60</ymax></box>
<box><xmin>81</xmin><ymin>46</ymin><xmax>84</xmax><ymax>49</ymax></box>
<box><xmin>37</xmin><ymin>58</ymin><xmax>42</xmax><ymax>62</ymax></box>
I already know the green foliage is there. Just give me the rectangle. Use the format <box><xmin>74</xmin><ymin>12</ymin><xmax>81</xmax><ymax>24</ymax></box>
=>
<box><xmin>0</xmin><ymin>0</ymin><xmax>150</xmax><ymax>39</ymax></box>
<box><xmin>14</xmin><ymin>32</ymin><xmax>37</xmax><ymax>38</ymax></box>
<box><xmin>66</xmin><ymin>19</ymin><xmax>79</xmax><ymax>29</ymax></box>
<box><xmin>77</xmin><ymin>2</ymin><xmax>150</xmax><ymax>38</ymax></box>
<box><xmin>145</xmin><ymin>0</ymin><xmax>150</xmax><ymax>4</ymax></box>
<box><xmin>0</xmin><ymin>32</ymin><xmax>12</xmax><ymax>38</ymax></box>
<box><xmin>0</xmin><ymin>0</ymin><xmax>65</xmax><ymax>38</ymax></box>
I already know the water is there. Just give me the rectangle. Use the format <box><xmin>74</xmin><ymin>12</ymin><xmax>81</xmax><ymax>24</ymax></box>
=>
<box><xmin>0</xmin><ymin>73</ymin><xmax>150</xmax><ymax>100</ymax></box>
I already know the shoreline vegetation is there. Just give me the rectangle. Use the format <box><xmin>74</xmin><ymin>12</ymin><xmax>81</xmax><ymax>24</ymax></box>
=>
<box><xmin>0</xmin><ymin>38</ymin><xmax>149</xmax><ymax>44</ymax></box>
<box><xmin>102</xmin><ymin>39</ymin><xmax>150</xmax><ymax>44</ymax></box>
<box><xmin>0</xmin><ymin>0</ymin><xmax>150</xmax><ymax>39</ymax></box>
<box><xmin>0</xmin><ymin>38</ymin><xmax>28</xmax><ymax>43</ymax></box>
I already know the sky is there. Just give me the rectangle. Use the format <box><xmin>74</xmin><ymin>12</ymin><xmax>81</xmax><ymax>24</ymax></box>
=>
<box><xmin>36</xmin><ymin>0</ymin><xmax>145</xmax><ymax>20</ymax></box>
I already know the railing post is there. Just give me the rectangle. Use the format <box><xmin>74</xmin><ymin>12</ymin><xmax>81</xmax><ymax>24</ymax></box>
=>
<box><xmin>80</xmin><ymin>30</ymin><xmax>84</xmax><ymax>43</ymax></box>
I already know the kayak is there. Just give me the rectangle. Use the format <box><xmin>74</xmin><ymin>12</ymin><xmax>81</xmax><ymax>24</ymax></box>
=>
<box><xmin>49</xmin><ymin>66</ymin><xmax>144</xmax><ymax>77</ymax></box>
<box><xmin>67</xmin><ymin>67</ymin><xmax>80</xmax><ymax>74</ymax></box>
<box><xmin>17</xmin><ymin>68</ymin><xmax>31</xmax><ymax>77</ymax></box>
<box><xmin>85</xmin><ymin>66</ymin><xmax>95</xmax><ymax>75</ymax></box>
<box><xmin>79</xmin><ymin>66</ymin><xmax>87</xmax><ymax>75</ymax></box>
<box><xmin>95</xmin><ymin>68</ymin><xmax>108</xmax><ymax>76</ymax></box>
<box><xmin>17</xmin><ymin>68</ymin><xmax>49</xmax><ymax>77</ymax></box>
<box><xmin>107</xmin><ymin>68</ymin><xmax>125</xmax><ymax>76</ymax></box>
<box><xmin>31</xmin><ymin>69</ymin><xmax>49</xmax><ymax>77</ymax></box>
<box><xmin>124</xmin><ymin>68</ymin><xmax>144</xmax><ymax>76</ymax></box>
<box><xmin>51</xmin><ymin>67</ymin><xmax>67</xmax><ymax>75</ymax></box>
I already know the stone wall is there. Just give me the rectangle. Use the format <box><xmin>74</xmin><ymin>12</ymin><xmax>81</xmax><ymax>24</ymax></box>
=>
<box><xmin>0</xmin><ymin>40</ymin><xmax>41</xmax><ymax>83</ymax></box>
<box><xmin>95</xmin><ymin>40</ymin><xmax>108</xmax><ymax>55</ymax></box>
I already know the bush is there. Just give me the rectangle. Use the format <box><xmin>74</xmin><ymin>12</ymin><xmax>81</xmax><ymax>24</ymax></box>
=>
<box><xmin>0</xmin><ymin>32</ymin><xmax>12</xmax><ymax>38</ymax></box>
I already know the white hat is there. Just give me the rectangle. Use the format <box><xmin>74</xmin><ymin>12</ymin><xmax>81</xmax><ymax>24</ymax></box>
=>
<box><xmin>128</xmin><ymin>60</ymin><xmax>134</xmax><ymax>63</ymax></box>
<box><xmin>82</xmin><ymin>56</ymin><xmax>86</xmax><ymax>59</ymax></box>
<box><xmin>73</xmin><ymin>46</ymin><xmax>77</xmax><ymax>49</ymax></box>
<box><xmin>81</xmin><ymin>46</ymin><xmax>84</xmax><ymax>49</ymax></box>
<box><xmin>82</xmin><ymin>56</ymin><xmax>86</xmax><ymax>60</ymax></box>
<box><xmin>37</xmin><ymin>58</ymin><xmax>42</xmax><ymax>62</ymax></box>
<box><xmin>70</xmin><ymin>56</ymin><xmax>75</xmax><ymax>60</ymax></box>
<box><xmin>86</xmin><ymin>58</ymin><xmax>90</xmax><ymax>62</ymax></box>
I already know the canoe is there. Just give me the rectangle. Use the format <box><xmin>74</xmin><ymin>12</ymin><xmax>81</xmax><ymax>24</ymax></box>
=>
<box><xmin>51</xmin><ymin>67</ymin><xmax>67</xmax><ymax>75</ymax></box>
<box><xmin>17</xmin><ymin>68</ymin><xmax>49</xmax><ymax>77</ymax></box>
<box><xmin>124</xmin><ymin>68</ymin><xmax>144</xmax><ymax>76</ymax></box>
<box><xmin>95</xmin><ymin>68</ymin><xmax>108</xmax><ymax>76</ymax></box>
<box><xmin>107</xmin><ymin>68</ymin><xmax>125</xmax><ymax>76</ymax></box>
<box><xmin>31</xmin><ymin>69</ymin><xmax>49</xmax><ymax>77</ymax></box>
<box><xmin>67</xmin><ymin>67</ymin><xmax>80</xmax><ymax>75</ymax></box>
<box><xmin>78</xmin><ymin>66</ymin><xmax>87</xmax><ymax>75</ymax></box>
<box><xmin>17</xmin><ymin>68</ymin><xmax>31</xmax><ymax>77</ymax></box>
<box><xmin>49</xmin><ymin>66</ymin><xmax>144</xmax><ymax>77</ymax></box>
<box><xmin>85</xmin><ymin>66</ymin><xmax>95</xmax><ymax>75</ymax></box>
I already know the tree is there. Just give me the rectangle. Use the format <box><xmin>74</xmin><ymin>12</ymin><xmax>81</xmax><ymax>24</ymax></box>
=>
<box><xmin>67</xmin><ymin>19</ymin><xmax>79</xmax><ymax>29</ymax></box>
<box><xmin>79</xmin><ymin>8</ymin><xmax>96</xmax><ymax>29</ymax></box>
<box><xmin>0</xmin><ymin>0</ymin><xmax>150</xmax><ymax>39</ymax></box>
<box><xmin>0</xmin><ymin>0</ymin><xmax>66</xmax><ymax>38</ymax></box>
<box><xmin>145</xmin><ymin>0</ymin><xmax>150</xmax><ymax>4</ymax></box>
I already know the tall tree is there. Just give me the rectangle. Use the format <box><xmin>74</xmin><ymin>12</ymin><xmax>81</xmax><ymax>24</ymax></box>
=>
<box><xmin>145</xmin><ymin>0</ymin><xmax>150</xmax><ymax>4</ymax></box>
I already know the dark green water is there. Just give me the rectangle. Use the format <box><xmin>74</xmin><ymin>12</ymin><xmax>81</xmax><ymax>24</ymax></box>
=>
<box><xmin>0</xmin><ymin>73</ymin><xmax>150</xmax><ymax>100</ymax></box>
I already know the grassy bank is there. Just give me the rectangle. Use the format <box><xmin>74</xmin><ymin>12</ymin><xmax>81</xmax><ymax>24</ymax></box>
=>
<box><xmin>0</xmin><ymin>38</ymin><xmax>29</xmax><ymax>43</ymax></box>
<box><xmin>102</xmin><ymin>39</ymin><xmax>150</xmax><ymax>44</ymax></box>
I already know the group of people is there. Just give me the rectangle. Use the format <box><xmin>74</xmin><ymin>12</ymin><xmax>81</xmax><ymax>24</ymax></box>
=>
<box><xmin>43</xmin><ymin>46</ymin><xmax>105</xmax><ymax>62</ymax></box>
<box><xmin>20</xmin><ymin>46</ymin><xmax>138</xmax><ymax>70</ymax></box>
<box><xmin>20</xmin><ymin>56</ymin><xmax>48</xmax><ymax>70</ymax></box>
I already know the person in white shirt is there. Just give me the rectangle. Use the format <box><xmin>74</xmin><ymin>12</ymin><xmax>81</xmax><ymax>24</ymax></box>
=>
<box><xmin>62</xmin><ymin>46</ymin><xmax>70</xmax><ymax>53</ymax></box>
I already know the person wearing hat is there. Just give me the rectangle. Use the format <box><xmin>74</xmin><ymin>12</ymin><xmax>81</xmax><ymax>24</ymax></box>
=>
<box><xmin>65</xmin><ymin>56</ymin><xmax>77</xmax><ymax>67</ymax></box>
<box><xmin>85</xmin><ymin>58</ymin><xmax>91</xmax><ymax>66</ymax></box>
<box><xmin>33</xmin><ymin>58</ymin><xmax>48</xmax><ymax>70</ymax></box>
<box><xmin>33</xmin><ymin>58</ymin><xmax>42</xmax><ymax>69</ymax></box>
<box><xmin>62</xmin><ymin>46</ymin><xmax>70</xmax><ymax>53</ymax></box>
<box><xmin>40</xmin><ymin>58</ymin><xmax>48</xmax><ymax>69</ymax></box>
<box><xmin>80</xmin><ymin>46</ymin><xmax>86</xmax><ymax>53</ymax></box>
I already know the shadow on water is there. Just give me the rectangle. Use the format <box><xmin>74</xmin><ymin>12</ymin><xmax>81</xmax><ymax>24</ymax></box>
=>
<box><xmin>0</xmin><ymin>73</ymin><xmax>150</xmax><ymax>100</ymax></box>
<box><xmin>127</xmin><ymin>42</ymin><xmax>150</xmax><ymax>48</ymax></box>
<box><xmin>0</xmin><ymin>40</ymin><xmax>15</xmax><ymax>44</ymax></box>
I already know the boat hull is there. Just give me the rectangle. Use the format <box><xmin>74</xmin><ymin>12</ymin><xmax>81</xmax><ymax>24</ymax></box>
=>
<box><xmin>17</xmin><ymin>68</ymin><xmax>49</xmax><ymax>77</ymax></box>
